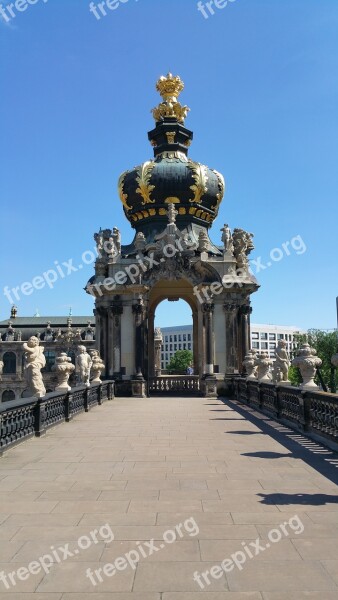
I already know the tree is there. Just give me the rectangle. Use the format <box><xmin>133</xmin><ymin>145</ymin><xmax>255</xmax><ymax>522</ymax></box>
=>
<box><xmin>167</xmin><ymin>350</ymin><xmax>193</xmax><ymax>374</ymax></box>
<box><xmin>290</xmin><ymin>329</ymin><xmax>338</xmax><ymax>392</ymax></box>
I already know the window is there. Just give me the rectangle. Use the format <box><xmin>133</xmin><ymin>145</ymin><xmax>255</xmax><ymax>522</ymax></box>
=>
<box><xmin>269</xmin><ymin>333</ymin><xmax>276</xmax><ymax>340</ymax></box>
<box><xmin>178</xmin><ymin>335</ymin><xmax>181</xmax><ymax>341</ymax></box>
<box><xmin>188</xmin><ymin>343</ymin><xmax>191</xmax><ymax>350</ymax></box>
<box><xmin>260</xmin><ymin>333</ymin><xmax>267</xmax><ymax>340</ymax></box>
<box><xmin>165</xmin><ymin>344</ymin><xmax>168</xmax><ymax>351</ymax></box>
<box><xmin>183</xmin><ymin>343</ymin><xmax>186</xmax><ymax>350</ymax></box>
<box><xmin>2</xmin><ymin>389</ymin><xmax>15</xmax><ymax>402</ymax></box>
<box><xmin>252</xmin><ymin>332</ymin><xmax>259</xmax><ymax>339</ymax></box>
<box><xmin>174</xmin><ymin>335</ymin><xmax>177</xmax><ymax>342</ymax></box>
<box><xmin>252</xmin><ymin>341</ymin><xmax>259</xmax><ymax>349</ymax></box>
<box><xmin>277</xmin><ymin>333</ymin><xmax>284</xmax><ymax>340</ymax></box>
<box><xmin>261</xmin><ymin>342</ymin><xmax>268</xmax><ymax>349</ymax></box>
<box><xmin>183</xmin><ymin>334</ymin><xmax>186</xmax><ymax>341</ymax></box>
<box><xmin>178</xmin><ymin>344</ymin><xmax>181</xmax><ymax>350</ymax></box>
<box><xmin>188</xmin><ymin>334</ymin><xmax>191</xmax><ymax>341</ymax></box>
<box><xmin>170</xmin><ymin>335</ymin><xmax>172</xmax><ymax>342</ymax></box>
<box><xmin>170</xmin><ymin>344</ymin><xmax>172</xmax><ymax>351</ymax></box>
<box><xmin>3</xmin><ymin>352</ymin><xmax>16</xmax><ymax>374</ymax></box>
<box><xmin>269</xmin><ymin>342</ymin><xmax>276</xmax><ymax>349</ymax></box>
<box><xmin>43</xmin><ymin>351</ymin><xmax>56</xmax><ymax>373</ymax></box>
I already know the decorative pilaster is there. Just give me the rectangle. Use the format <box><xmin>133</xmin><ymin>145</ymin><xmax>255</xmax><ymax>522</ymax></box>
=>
<box><xmin>202</xmin><ymin>302</ymin><xmax>215</xmax><ymax>376</ymax></box>
<box><xmin>239</xmin><ymin>304</ymin><xmax>252</xmax><ymax>372</ymax></box>
<box><xmin>131</xmin><ymin>298</ymin><xmax>147</xmax><ymax>397</ymax></box>
<box><xmin>223</xmin><ymin>302</ymin><xmax>238</xmax><ymax>375</ymax></box>
<box><xmin>110</xmin><ymin>302</ymin><xmax>123</xmax><ymax>377</ymax></box>
<box><xmin>95</xmin><ymin>306</ymin><xmax>108</xmax><ymax>373</ymax></box>
<box><xmin>154</xmin><ymin>327</ymin><xmax>163</xmax><ymax>377</ymax></box>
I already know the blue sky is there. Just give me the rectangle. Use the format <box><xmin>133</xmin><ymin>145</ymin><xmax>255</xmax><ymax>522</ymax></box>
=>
<box><xmin>0</xmin><ymin>0</ymin><xmax>337</xmax><ymax>330</ymax></box>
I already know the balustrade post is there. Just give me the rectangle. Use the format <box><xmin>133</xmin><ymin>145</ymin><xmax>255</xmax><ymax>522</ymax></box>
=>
<box><xmin>65</xmin><ymin>392</ymin><xmax>72</xmax><ymax>422</ymax></box>
<box><xmin>84</xmin><ymin>388</ymin><xmax>89</xmax><ymax>412</ymax></box>
<box><xmin>34</xmin><ymin>399</ymin><xmax>46</xmax><ymax>438</ymax></box>
<box><xmin>302</xmin><ymin>391</ymin><xmax>311</xmax><ymax>432</ymax></box>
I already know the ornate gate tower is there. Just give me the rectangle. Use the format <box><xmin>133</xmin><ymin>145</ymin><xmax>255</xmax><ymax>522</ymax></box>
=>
<box><xmin>86</xmin><ymin>74</ymin><xmax>259</xmax><ymax>396</ymax></box>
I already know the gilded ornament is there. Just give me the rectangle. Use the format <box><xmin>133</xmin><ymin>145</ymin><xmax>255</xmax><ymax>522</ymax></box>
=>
<box><xmin>165</xmin><ymin>197</ymin><xmax>180</xmax><ymax>204</ymax></box>
<box><xmin>152</xmin><ymin>73</ymin><xmax>190</xmax><ymax>124</ymax></box>
<box><xmin>166</xmin><ymin>131</ymin><xmax>176</xmax><ymax>144</ymax></box>
<box><xmin>118</xmin><ymin>170</ymin><xmax>132</xmax><ymax>211</ymax></box>
<box><xmin>211</xmin><ymin>169</ymin><xmax>225</xmax><ymax>211</ymax></box>
<box><xmin>188</xmin><ymin>161</ymin><xmax>208</xmax><ymax>204</ymax></box>
<box><xmin>135</xmin><ymin>161</ymin><xmax>155</xmax><ymax>205</ymax></box>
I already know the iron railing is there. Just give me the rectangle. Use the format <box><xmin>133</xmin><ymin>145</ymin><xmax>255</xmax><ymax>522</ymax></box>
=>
<box><xmin>233</xmin><ymin>378</ymin><xmax>338</xmax><ymax>448</ymax></box>
<box><xmin>0</xmin><ymin>381</ymin><xmax>114</xmax><ymax>454</ymax></box>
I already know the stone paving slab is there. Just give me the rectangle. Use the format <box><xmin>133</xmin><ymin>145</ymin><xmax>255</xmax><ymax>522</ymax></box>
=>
<box><xmin>0</xmin><ymin>396</ymin><xmax>337</xmax><ymax>596</ymax></box>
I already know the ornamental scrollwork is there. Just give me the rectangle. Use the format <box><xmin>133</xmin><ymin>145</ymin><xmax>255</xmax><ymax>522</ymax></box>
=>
<box><xmin>188</xmin><ymin>161</ymin><xmax>208</xmax><ymax>204</ymax></box>
<box><xmin>135</xmin><ymin>161</ymin><xmax>156</xmax><ymax>205</ymax></box>
<box><xmin>118</xmin><ymin>170</ymin><xmax>132</xmax><ymax>211</ymax></box>
<box><xmin>211</xmin><ymin>169</ymin><xmax>225</xmax><ymax>211</ymax></box>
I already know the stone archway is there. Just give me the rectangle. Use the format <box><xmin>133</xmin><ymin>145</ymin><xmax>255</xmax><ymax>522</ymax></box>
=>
<box><xmin>147</xmin><ymin>279</ymin><xmax>200</xmax><ymax>379</ymax></box>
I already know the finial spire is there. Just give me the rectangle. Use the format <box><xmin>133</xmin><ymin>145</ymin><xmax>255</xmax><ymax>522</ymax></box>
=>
<box><xmin>152</xmin><ymin>73</ymin><xmax>190</xmax><ymax>124</ymax></box>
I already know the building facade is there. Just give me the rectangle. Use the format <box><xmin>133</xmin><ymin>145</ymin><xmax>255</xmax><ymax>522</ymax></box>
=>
<box><xmin>159</xmin><ymin>323</ymin><xmax>305</xmax><ymax>368</ymax></box>
<box><xmin>0</xmin><ymin>312</ymin><xmax>95</xmax><ymax>402</ymax></box>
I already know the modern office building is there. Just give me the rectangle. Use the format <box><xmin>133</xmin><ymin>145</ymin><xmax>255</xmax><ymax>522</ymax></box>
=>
<box><xmin>159</xmin><ymin>323</ymin><xmax>305</xmax><ymax>369</ymax></box>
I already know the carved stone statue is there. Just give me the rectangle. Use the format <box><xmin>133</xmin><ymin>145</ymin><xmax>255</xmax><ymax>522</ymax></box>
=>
<box><xmin>52</xmin><ymin>352</ymin><xmax>75</xmax><ymax>392</ymax></box>
<box><xmin>90</xmin><ymin>350</ymin><xmax>105</xmax><ymax>383</ymax></box>
<box><xmin>94</xmin><ymin>228</ymin><xmax>104</xmax><ymax>255</ymax></box>
<box><xmin>292</xmin><ymin>343</ymin><xmax>322</xmax><ymax>389</ymax></box>
<box><xmin>112</xmin><ymin>227</ymin><xmax>121</xmax><ymax>255</ymax></box>
<box><xmin>221</xmin><ymin>224</ymin><xmax>234</xmax><ymax>255</ymax></box>
<box><xmin>255</xmin><ymin>352</ymin><xmax>272</xmax><ymax>382</ymax></box>
<box><xmin>135</xmin><ymin>231</ymin><xmax>147</xmax><ymax>254</ymax></box>
<box><xmin>0</xmin><ymin>360</ymin><xmax>4</xmax><ymax>381</ymax></box>
<box><xmin>243</xmin><ymin>350</ymin><xmax>257</xmax><ymax>379</ymax></box>
<box><xmin>273</xmin><ymin>339</ymin><xmax>291</xmax><ymax>384</ymax></box>
<box><xmin>198</xmin><ymin>230</ymin><xmax>209</xmax><ymax>253</ymax></box>
<box><xmin>232</xmin><ymin>228</ymin><xmax>254</xmax><ymax>269</ymax></box>
<box><xmin>167</xmin><ymin>203</ymin><xmax>178</xmax><ymax>225</ymax></box>
<box><xmin>76</xmin><ymin>345</ymin><xmax>92</xmax><ymax>387</ymax></box>
<box><xmin>75</xmin><ymin>328</ymin><xmax>83</xmax><ymax>342</ymax></box>
<box><xmin>44</xmin><ymin>322</ymin><xmax>54</xmax><ymax>342</ymax></box>
<box><xmin>16</xmin><ymin>330</ymin><xmax>22</xmax><ymax>342</ymax></box>
<box><xmin>23</xmin><ymin>336</ymin><xmax>46</xmax><ymax>398</ymax></box>
<box><xmin>85</xmin><ymin>322</ymin><xmax>94</xmax><ymax>341</ymax></box>
<box><xmin>5</xmin><ymin>322</ymin><xmax>14</xmax><ymax>342</ymax></box>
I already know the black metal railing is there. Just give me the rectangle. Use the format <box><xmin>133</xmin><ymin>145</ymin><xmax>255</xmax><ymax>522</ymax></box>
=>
<box><xmin>0</xmin><ymin>381</ymin><xmax>114</xmax><ymax>454</ymax></box>
<box><xmin>149</xmin><ymin>376</ymin><xmax>200</xmax><ymax>395</ymax></box>
<box><xmin>232</xmin><ymin>378</ymin><xmax>338</xmax><ymax>448</ymax></box>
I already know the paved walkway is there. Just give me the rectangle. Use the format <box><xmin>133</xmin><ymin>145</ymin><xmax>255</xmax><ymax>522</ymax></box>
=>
<box><xmin>0</xmin><ymin>396</ymin><xmax>338</xmax><ymax>599</ymax></box>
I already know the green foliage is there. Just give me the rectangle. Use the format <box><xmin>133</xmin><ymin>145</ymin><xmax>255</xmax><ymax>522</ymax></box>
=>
<box><xmin>167</xmin><ymin>350</ymin><xmax>193</xmax><ymax>374</ymax></box>
<box><xmin>292</xmin><ymin>329</ymin><xmax>338</xmax><ymax>392</ymax></box>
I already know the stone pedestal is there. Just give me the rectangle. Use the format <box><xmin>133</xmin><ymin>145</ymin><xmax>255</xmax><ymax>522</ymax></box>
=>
<box><xmin>201</xmin><ymin>375</ymin><xmax>218</xmax><ymax>398</ymax></box>
<box><xmin>131</xmin><ymin>378</ymin><xmax>147</xmax><ymax>398</ymax></box>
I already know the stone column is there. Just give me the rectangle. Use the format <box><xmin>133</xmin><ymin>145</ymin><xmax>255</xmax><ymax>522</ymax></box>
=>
<box><xmin>131</xmin><ymin>298</ymin><xmax>146</xmax><ymax>397</ymax></box>
<box><xmin>239</xmin><ymin>304</ymin><xmax>252</xmax><ymax>372</ymax></box>
<box><xmin>154</xmin><ymin>328</ymin><xmax>163</xmax><ymax>377</ymax></box>
<box><xmin>223</xmin><ymin>301</ymin><xmax>238</xmax><ymax>375</ymax></box>
<box><xmin>110</xmin><ymin>302</ymin><xmax>123</xmax><ymax>378</ymax></box>
<box><xmin>203</xmin><ymin>302</ymin><xmax>215</xmax><ymax>375</ymax></box>
<box><xmin>95</xmin><ymin>306</ymin><xmax>108</xmax><ymax>374</ymax></box>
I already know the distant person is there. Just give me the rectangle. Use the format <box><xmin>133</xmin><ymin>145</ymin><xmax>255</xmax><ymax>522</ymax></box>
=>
<box><xmin>187</xmin><ymin>365</ymin><xmax>194</xmax><ymax>375</ymax></box>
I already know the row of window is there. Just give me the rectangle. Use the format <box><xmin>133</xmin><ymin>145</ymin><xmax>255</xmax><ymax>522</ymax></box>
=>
<box><xmin>252</xmin><ymin>332</ymin><xmax>295</xmax><ymax>341</ymax></box>
<box><xmin>161</xmin><ymin>342</ymin><xmax>192</xmax><ymax>352</ymax></box>
<box><xmin>163</xmin><ymin>333</ymin><xmax>192</xmax><ymax>343</ymax></box>
<box><xmin>0</xmin><ymin>350</ymin><xmax>76</xmax><ymax>375</ymax></box>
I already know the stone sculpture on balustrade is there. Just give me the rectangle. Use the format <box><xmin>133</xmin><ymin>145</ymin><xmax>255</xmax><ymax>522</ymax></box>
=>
<box><xmin>90</xmin><ymin>350</ymin><xmax>105</xmax><ymax>383</ymax></box>
<box><xmin>255</xmin><ymin>352</ymin><xmax>272</xmax><ymax>382</ymax></box>
<box><xmin>272</xmin><ymin>339</ymin><xmax>291</xmax><ymax>385</ymax></box>
<box><xmin>52</xmin><ymin>352</ymin><xmax>75</xmax><ymax>392</ymax></box>
<box><xmin>23</xmin><ymin>336</ymin><xmax>46</xmax><ymax>398</ymax></box>
<box><xmin>292</xmin><ymin>343</ymin><xmax>322</xmax><ymax>390</ymax></box>
<box><xmin>243</xmin><ymin>350</ymin><xmax>257</xmax><ymax>380</ymax></box>
<box><xmin>76</xmin><ymin>345</ymin><xmax>92</xmax><ymax>387</ymax></box>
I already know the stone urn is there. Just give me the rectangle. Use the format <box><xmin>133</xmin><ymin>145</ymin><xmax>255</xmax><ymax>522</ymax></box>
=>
<box><xmin>292</xmin><ymin>343</ymin><xmax>322</xmax><ymax>390</ymax></box>
<box><xmin>52</xmin><ymin>353</ymin><xmax>75</xmax><ymax>392</ymax></box>
<box><xmin>331</xmin><ymin>353</ymin><xmax>338</xmax><ymax>369</ymax></box>
<box><xmin>255</xmin><ymin>352</ymin><xmax>272</xmax><ymax>382</ymax></box>
<box><xmin>90</xmin><ymin>350</ymin><xmax>105</xmax><ymax>384</ymax></box>
<box><xmin>243</xmin><ymin>350</ymin><xmax>257</xmax><ymax>380</ymax></box>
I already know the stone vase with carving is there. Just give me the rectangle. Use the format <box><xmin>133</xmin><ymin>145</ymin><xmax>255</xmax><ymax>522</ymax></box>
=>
<box><xmin>90</xmin><ymin>351</ymin><xmax>105</xmax><ymax>384</ymax></box>
<box><xmin>243</xmin><ymin>351</ymin><xmax>257</xmax><ymax>380</ymax></box>
<box><xmin>52</xmin><ymin>353</ymin><xmax>75</xmax><ymax>392</ymax></box>
<box><xmin>292</xmin><ymin>343</ymin><xmax>322</xmax><ymax>390</ymax></box>
<box><xmin>255</xmin><ymin>352</ymin><xmax>272</xmax><ymax>382</ymax></box>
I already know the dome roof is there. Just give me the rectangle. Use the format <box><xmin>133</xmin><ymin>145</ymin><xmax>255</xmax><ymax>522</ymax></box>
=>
<box><xmin>118</xmin><ymin>74</ymin><xmax>225</xmax><ymax>232</ymax></box>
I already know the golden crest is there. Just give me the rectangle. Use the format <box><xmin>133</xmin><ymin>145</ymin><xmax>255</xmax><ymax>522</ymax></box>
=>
<box><xmin>166</xmin><ymin>131</ymin><xmax>176</xmax><ymax>144</ymax></box>
<box><xmin>152</xmin><ymin>73</ymin><xmax>190</xmax><ymax>124</ymax></box>
<box><xmin>211</xmin><ymin>169</ymin><xmax>225</xmax><ymax>211</ymax></box>
<box><xmin>188</xmin><ymin>161</ymin><xmax>208</xmax><ymax>204</ymax></box>
<box><xmin>135</xmin><ymin>161</ymin><xmax>155</xmax><ymax>205</ymax></box>
<box><xmin>118</xmin><ymin>170</ymin><xmax>132</xmax><ymax>211</ymax></box>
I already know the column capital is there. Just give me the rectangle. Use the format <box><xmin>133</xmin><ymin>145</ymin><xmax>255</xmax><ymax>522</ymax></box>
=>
<box><xmin>239</xmin><ymin>304</ymin><xmax>252</xmax><ymax>316</ymax></box>
<box><xmin>223</xmin><ymin>302</ymin><xmax>238</xmax><ymax>313</ymax></box>
<box><xmin>202</xmin><ymin>302</ymin><xmax>214</xmax><ymax>314</ymax></box>
<box><xmin>110</xmin><ymin>303</ymin><xmax>123</xmax><ymax>316</ymax></box>
<box><xmin>95</xmin><ymin>306</ymin><xmax>108</xmax><ymax>317</ymax></box>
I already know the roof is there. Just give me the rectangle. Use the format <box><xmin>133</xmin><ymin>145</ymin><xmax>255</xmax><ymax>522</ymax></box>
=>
<box><xmin>0</xmin><ymin>316</ymin><xmax>95</xmax><ymax>328</ymax></box>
